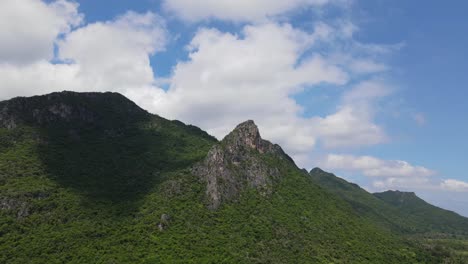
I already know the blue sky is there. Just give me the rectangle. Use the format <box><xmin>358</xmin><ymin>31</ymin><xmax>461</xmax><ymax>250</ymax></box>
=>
<box><xmin>1</xmin><ymin>0</ymin><xmax>467</xmax><ymax>216</ymax></box>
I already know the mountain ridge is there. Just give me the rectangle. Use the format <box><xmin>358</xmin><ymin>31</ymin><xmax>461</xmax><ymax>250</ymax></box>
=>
<box><xmin>0</xmin><ymin>91</ymin><xmax>151</xmax><ymax>129</ymax></box>
<box><xmin>309</xmin><ymin>167</ymin><xmax>468</xmax><ymax>237</ymax></box>
<box><xmin>0</xmin><ymin>91</ymin><xmax>464</xmax><ymax>263</ymax></box>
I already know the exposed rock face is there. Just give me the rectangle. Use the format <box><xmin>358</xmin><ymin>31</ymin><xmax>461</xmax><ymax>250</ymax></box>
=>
<box><xmin>0</xmin><ymin>192</ymin><xmax>49</xmax><ymax>219</ymax></box>
<box><xmin>158</xmin><ymin>214</ymin><xmax>171</xmax><ymax>231</ymax></box>
<box><xmin>0</xmin><ymin>198</ymin><xmax>30</xmax><ymax>219</ymax></box>
<box><xmin>0</xmin><ymin>91</ymin><xmax>149</xmax><ymax>129</ymax></box>
<box><xmin>193</xmin><ymin>120</ymin><xmax>295</xmax><ymax>210</ymax></box>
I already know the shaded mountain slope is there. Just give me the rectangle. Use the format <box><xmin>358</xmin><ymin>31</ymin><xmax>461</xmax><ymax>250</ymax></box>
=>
<box><xmin>0</xmin><ymin>92</ymin><xmax>450</xmax><ymax>263</ymax></box>
<box><xmin>0</xmin><ymin>91</ymin><xmax>150</xmax><ymax>129</ymax></box>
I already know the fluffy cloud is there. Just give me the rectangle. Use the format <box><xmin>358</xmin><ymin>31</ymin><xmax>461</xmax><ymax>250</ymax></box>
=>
<box><xmin>57</xmin><ymin>11</ymin><xmax>166</xmax><ymax>92</ymax></box>
<box><xmin>321</xmin><ymin>154</ymin><xmax>468</xmax><ymax>196</ymax></box>
<box><xmin>348</xmin><ymin>60</ymin><xmax>388</xmax><ymax>74</ymax></box>
<box><xmin>132</xmin><ymin>21</ymin><xmax>393</xmax><ymax>164</ymax></box>
<box><xmin>0</xmin><ymin>1</ymin><xmax>393</xmax><ymax>167</ymax></box>
<box><xmin>0</xmin><ymin>0</ymin><xmax>82</xmax><ymax>65</ymax></box>
<box><xmin>320</xmin><ymin>154</ymin><xmax>436</xmax><ymax>178</ymax></box>
<box><xmin>372</xmin><ymin>177</ymin><xmax>432</xmax><ymax>190</ymax></box>
<box><xmin>0</xmin><ymin>10</ymin><xmax>166</xmax><ymax>99</ymax></box>
<box><xmin>440</xmin><ymin>179</ymin><xmax>468</xmax><ymax>192</ymax></box>
<box><xmin>313</xmin><ymin>107</ymin><xmax>386</xmax><ymax>148</ymax></box>
<box><xmin>312</xmin><ymin>80</ymin><xmax>391</xmax><ymax>148</ymax></box>
<box><xmin>0</xmin><ymin>62</ymin><xmax>79</xmax><ymax>99</ymax></box>
<box><xmin>317</xmin><ymin>154</ymin><xmax>468</xmax><ymax>197</ymax></box>
<box><xmin>134</xmin><ymin>21</ymin><xmax>394</xmax><ymax>165</ymax></box>
<box><xmin>163</xmin><ymin>0</ymin><xmax>333</xmax><ymax>22</ymax></box>
<box><xmin>0</xmin><ymin>0</ymin><xmax>394</xmax><ymax>168</ymax></box>
<box><xmin>140</xmin><ymin>23</ymin><xmax>351</xmax><ymax>165</ymax></box>
<box><xmin>371</xmin><ymin>178</ymin><xmax>468</xmax><ymax>213</ymax></box>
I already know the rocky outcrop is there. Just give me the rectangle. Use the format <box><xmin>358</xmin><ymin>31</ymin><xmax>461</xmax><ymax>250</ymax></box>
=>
<box><xmin>0</xmin><ymin>198</ymin><xmax>30</xmax><ymax>219</ymax></box>
<box><xmin>193</xmin><ymin>120</ymin><xmax>295</xmax><ymax>210</ymax></box>
<box><xmin>0</xmin><ymin>192</ymin><xmax>49</xmax><ymax>219</ymax></box>
<box><xmin>158</xmin><ymin>214</ymin><xmax>171</xmax><ymax>231</ymax></box>
<box><xmin>0</xmin><ymin>91</ymin><xmax>150</xmax><ymax>129</ymax></box>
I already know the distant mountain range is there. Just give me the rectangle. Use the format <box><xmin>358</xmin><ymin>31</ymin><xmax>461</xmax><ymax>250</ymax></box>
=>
<box><xmin>310</xmin><ymin>168</ymin><xmax>468</xmax><ymax>236</ymax></box>
<box><xmin>0</xmin><ymin>91</ymin><xmax>466</xmax><ymax>263</ymax></box>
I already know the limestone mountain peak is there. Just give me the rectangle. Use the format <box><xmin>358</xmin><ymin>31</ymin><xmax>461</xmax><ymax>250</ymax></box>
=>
<box><xmin>222</xmin><ymin>120</ymin><xmax>295</xmax><ymax>161</ymax></box>
<box><xmin>193</xmin><ymin>120</ymin><xmax>296</xmax><ymax>210</ymax></box>
<box><xmin>222</xmin><ymin>120</ymin><xmax>262</xmax><ymax>151</ymax></box>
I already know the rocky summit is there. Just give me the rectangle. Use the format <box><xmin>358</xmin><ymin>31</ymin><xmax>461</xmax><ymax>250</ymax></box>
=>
<box><xmin>193</xmin><ymin>120</ymin><xmax>294</xmax><ymax>209</ymax></box>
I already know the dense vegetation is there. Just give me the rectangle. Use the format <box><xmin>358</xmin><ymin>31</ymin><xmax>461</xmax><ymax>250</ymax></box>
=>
<box><xmin>309</xmin><ymin>168</ymin><xmax>468</xmax><ymax>237</ymax></box>
<box><xmin>0</xmin><ymin>92</ymin><xmax>466</xmax><ymax>263</ymax></box>
<box><xmin>421</xmin><ymin>238</ymin><xmax>468</xmax><ymax>261</ymax></box>
<box><xmin>309</xmin><ymin>167</ymin><xmax>468</xmax><ymax>263</ymax></box>
<box><xmin>374</xmin><ymin>190</ymin><xmax>468</xmax><ymax>236</ymax></box>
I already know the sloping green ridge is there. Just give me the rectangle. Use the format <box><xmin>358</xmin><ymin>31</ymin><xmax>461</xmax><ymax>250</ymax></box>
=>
<box><xmin>374</xmin><ymin>190</ymin><xmax>468</xmax><ymax>236</ymax></box>
<box><xmin>309</xmin><ymin>168</ymin><xmax>468</xmax><ymax>236</ymax></box>
<box><xmin>0</xmin><ymin>92</ymin><xmax>447</xmax><ymax>263</ymax></box>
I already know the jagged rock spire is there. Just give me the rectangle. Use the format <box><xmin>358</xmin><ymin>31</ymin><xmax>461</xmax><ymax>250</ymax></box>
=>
<box><xmin>193</xmin><ymin>120</ymin><xmax>295</xmax><ymax>210</ymax></box>
<box><xmin>223</xmin><ymin>120</ymin><xmax>262</xmax><ymax>150</ymax></box>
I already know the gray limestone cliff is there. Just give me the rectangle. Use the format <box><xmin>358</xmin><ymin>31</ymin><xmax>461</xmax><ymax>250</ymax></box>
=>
<box><xmin>193</xmin><ymin>120</ymin><xmax>296</xmax><ymax>210</ymax></box>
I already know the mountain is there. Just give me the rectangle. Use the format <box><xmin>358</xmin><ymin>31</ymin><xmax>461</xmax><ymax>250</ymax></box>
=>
<box><xmin>309</xmin><ymin>168</ymin><xmax>468</xmax><ymax>237</ymax></box>
<box><xmin>0</xmin><ymin>91</ymin><xmax>150</xmax><ymax>129</ymax></box>
<box><xmin>0</xmin><ymin>91</ymin><xmax>460</xmax><ymax>263</ymax></box>
<box><xmin>192</xmin><ymin>120</ymin><xmax>295</xmax><ymax>210</ymax></box>
<box><xmin>374</xmin><ymin>190</ymin><xmax>468</xmax><ymax>236</ymax></box>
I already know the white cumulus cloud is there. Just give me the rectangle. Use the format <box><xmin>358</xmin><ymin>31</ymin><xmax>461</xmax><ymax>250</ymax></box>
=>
<box><xmin>0</xmin><ymin>0</ymin><xmax>82</xmax><ymax>65</ymax></box>
<box><xmin>57</xmin><ymin>11</ymin><xmax>167</xmax><ymax>92</ymax></box>
<box><xmin>312</xmin><ymin>80</ymin><xmax>391</xmax><ymax>148</ymax></box>
<box><xmin>320</xmin><ymin>154</ymin><xmax>436</xmax><ymax>178</ymax></box>
<box><xmin>163</xmin><ymin>0</ymin><xmax>334</xmax><ymax>22</ymax></box>
<box><xmin>0</xmin><ymin>0</ymin><xmax>399</xmax><ymax>169</ymax></box>
<box><xmin>440</xmin><ymin>179</ymin><xmax>468</xmax><ymax>192</ymax></box>
<box><xmin>0</xmin><ymin>10</ymin><xmax>166</xmax><ymax>99</ymax></box>
<box><xmin>142</xmin><ymin>23</ymin><xmax>349</xmax><ymax>165</ymax></box>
